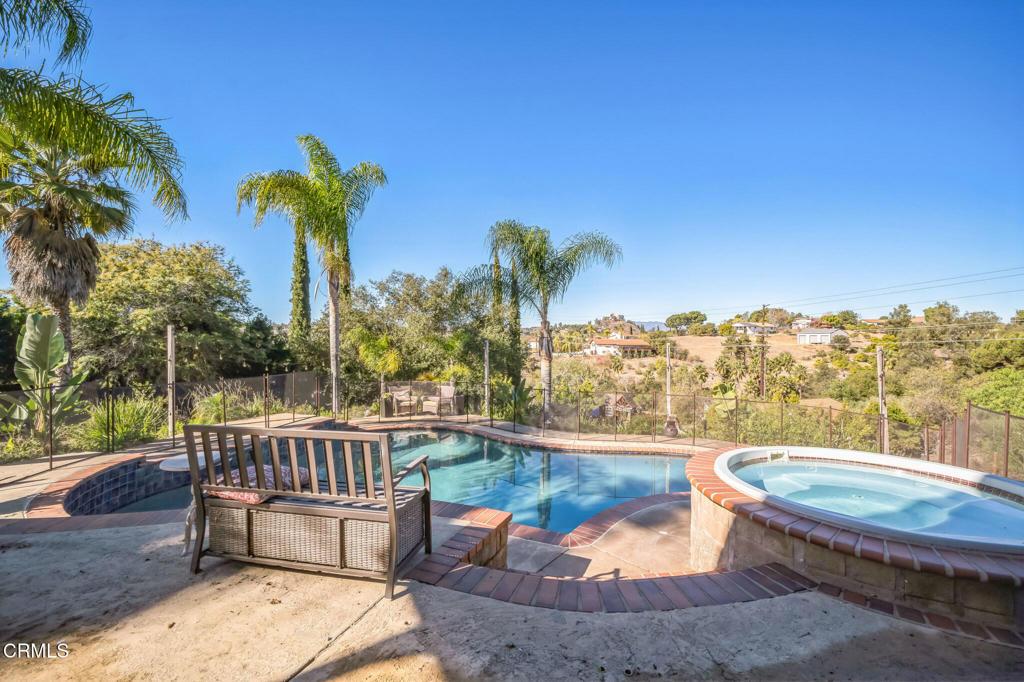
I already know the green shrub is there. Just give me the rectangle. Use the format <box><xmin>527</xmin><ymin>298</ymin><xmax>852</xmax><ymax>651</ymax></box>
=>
<box><xmin>68</xmin><ymin>390</ymin><xmax>166</xmax><ymax>452</ymax></box>
<box><xmin>185</xmin><ymin>381</ymin><xmax>285</xmax><ymax>426</ymax></box>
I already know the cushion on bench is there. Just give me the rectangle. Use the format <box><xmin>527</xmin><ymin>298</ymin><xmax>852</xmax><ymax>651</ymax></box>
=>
<box><xmin>211</xmin><ymin>465</ymin><xmax>311</xmax><ymax>504</ymax></box>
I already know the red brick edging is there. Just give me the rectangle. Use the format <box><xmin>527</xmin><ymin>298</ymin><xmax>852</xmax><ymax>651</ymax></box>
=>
<box><xmin>819</xmin><ymin>582</ymin><xmax>1024</xmax><ymax>649</ymax></box>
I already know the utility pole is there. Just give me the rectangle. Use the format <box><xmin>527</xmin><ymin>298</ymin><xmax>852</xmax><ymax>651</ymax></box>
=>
<box><xmin>759</xmin><ymin>304</ymin><xmax>768</xmax><ymax>399</ymax></box>
<box><xmin>876</xmin><ymin>346</ymin><xmax>890</xmax><ymax>454</ymax></box>
<box><xmin>483</xmin><ymin>339</ymin><xmax>490</xmax><ymax>418</ymax></box>
<box><xmin>166</xmin><ymin>325</ymin><xmax>175</xmax><ymax>442</ymax></box>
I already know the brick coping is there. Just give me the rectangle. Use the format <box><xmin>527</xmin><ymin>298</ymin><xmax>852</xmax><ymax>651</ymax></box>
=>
<box><xmin>818</xmin><ymin>582</ymin><xmax>1024</xmax><ymax>649</ymax></box>
<box><xmin>415</xmin><ymin>500</ymin><xmax>1024</xmax><ymax>646</ymax></box>
<box><xmin>687</xmin><ymin>447</ymin><xmax>1024</xmax><ymax>587</ymax></box>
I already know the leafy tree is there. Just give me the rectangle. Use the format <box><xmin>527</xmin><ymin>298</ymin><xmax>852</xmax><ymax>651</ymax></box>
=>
<box><xmin>967</xmin><ymin>369</ymin><xmax>1024</xmax><ymax>417</ymax></box>
<box><xmin>465</xmin><ymin>220</ymin><xmax>620</xmax><ymax>415</ymax></box>
<box><xmin>885</xmin><ymin>304</ymin><xmax>912</xmax><ymax>328</ymax></box>
<box><xmin>665</xmin><ymin>311</ymin><xmax>705</xmax><ymax>333</ymax></box>
<box><xmin>687</xmin><ymin>322</ymin><xmax>716</xmax><ymax>336</ymax></box>
<box><xmin>819</xmin><ymin>310</ymin><xmax>858</xmax><ymax>329</ymax></box>
<box><xmin>224</xmin><ymin>314</ymin><xmax>291</xmax><ymax>376</ymax></box>
<box><xmin>237</xmin><ymin>135</ymin><xmax>386</xmax><ymax>412</ymax></box>
<box><xmin>73</xmin><ymin>240</ymin><xmax>258</xmax><ymax>383</ymax></box>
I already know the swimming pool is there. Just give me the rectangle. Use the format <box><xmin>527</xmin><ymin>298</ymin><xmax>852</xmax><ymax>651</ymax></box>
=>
<box><xmin>717</xmin><ymin>446</ymin><xmax>1024</xmax><ymax>553</ymax></box>
<box><xmin>389</xmin><ymin>431</ymin><xmax>689</xmax><ymax>533</ymax></box>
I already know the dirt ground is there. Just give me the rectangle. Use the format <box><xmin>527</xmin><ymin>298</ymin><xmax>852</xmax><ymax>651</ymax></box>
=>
<box><xmin>2</xmin><ymin>522</ymin><xmax>1021</xmax><ymax>682</ymax></box>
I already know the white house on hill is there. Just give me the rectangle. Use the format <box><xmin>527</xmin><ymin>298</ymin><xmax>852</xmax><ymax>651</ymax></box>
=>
<box><xmin>791</xmin><ymin>317</ymin><xmax>813</xmax><ymax>330</ymax></box>
<box><xmin>588</xmin><ymin>338</ymin><xmax>654</xmax><ymax>357</ymax></box>
<box><xmin>797</xmin><ymin>328</ymin><xmax>849</xmax><ymax>345</ymax></box>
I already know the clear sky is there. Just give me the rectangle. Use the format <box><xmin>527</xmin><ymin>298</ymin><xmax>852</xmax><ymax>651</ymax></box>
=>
<box><xmin>4</xmin><ymin>0</ymin><xmax>1023</xmax><ymax>324</ymax></box>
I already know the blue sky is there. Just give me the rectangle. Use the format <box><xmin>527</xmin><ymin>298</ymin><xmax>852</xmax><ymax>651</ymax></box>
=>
<box><xmin>4</xmin><ymin>0</ymin><xmax>1023</xmax><ymax>324</ymax></box>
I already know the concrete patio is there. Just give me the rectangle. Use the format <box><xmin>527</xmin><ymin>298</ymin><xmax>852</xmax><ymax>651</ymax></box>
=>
<box><xmin>1</xmin><ymin>521</ymin><xmax>1021</xmax><ymax>681</ymax></box>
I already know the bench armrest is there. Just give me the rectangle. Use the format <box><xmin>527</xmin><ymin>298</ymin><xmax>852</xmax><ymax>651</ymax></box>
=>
<box><xmin>393</xmin><ymin>455</ymin><xmax>430</xmax><ymax>488</ymax></box>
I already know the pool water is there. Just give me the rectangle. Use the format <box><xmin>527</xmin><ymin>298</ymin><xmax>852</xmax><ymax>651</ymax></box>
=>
<box><xmin>734</xmin><ymin>460</ymin><xmax>1024</xmax><ymax>546</ymax></box>
<box><xmin>112</xmin><ymin>431</ymin><xmax>690</xmax><ymax>533</ymax></box>
<box><xmin>114</xmin><ymin>485</ymin><xmax>194</xmax><ymax>513</ymax></box>
<box><xmin>389</xmin><ymin>431</ymin><xmax>689</xmax><ymax>532</ymax></box>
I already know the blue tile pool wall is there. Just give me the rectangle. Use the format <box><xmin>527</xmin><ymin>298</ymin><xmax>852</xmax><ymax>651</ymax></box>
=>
<box><xmin>63</xmin><ymin>461</ymin><xmax>192</xmax><ymax>515</ymax></box>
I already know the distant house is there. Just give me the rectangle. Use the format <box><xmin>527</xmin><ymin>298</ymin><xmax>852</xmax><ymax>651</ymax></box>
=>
<box><xmin>797</xmin><ymin>328</ymin><xmax>849</xmax><ymax>345</ymax></box>
<box><xmin>861</xmin><ymin>318</ymin><xmax>885</xmax><ymax>327</ymax></box>
<box><xmin>588</xmin><ymin>338</ymin><xmax>653</xmax><ymax>357</ymax></box>
<box><xmin>732</xmin><ymin>321</ymin><xmax>777</xmax><ymax>336</ymax></box>
<box><xmin>791</xmin><ymin>317</ymin><xmax>813</xmax><ymax>330</ymax></box>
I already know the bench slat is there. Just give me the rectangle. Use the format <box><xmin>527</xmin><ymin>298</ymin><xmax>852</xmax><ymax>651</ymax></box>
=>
<box><xmin>306</xmin><ymin>438</ymin><xmax>319</xmax><ymax>495</ymax></box>
<box><xmin>324</xmin><ymin>440</ymin><xmax>339</xmax><ymax>496</ymax></box>
<box><xmin>234</xmin><ymin>433</ymin><xmax>250</xmax><ymax>488</ymax></box>
<box><xmin>268</xmin><ymin>437</ymin><xmax>285</xmax><ymax>491</ymax></box>
<box><xmin>362</xmin><ymin>444</ymin><xmax>376</xmax><ymax>499</ymax></box>
<box><xmin>201</xmin><ymin>431</ymin><xmax>219</xmax><ymax>485</ymax></box>
<box><xmin>343</xmin><ymin>442</ymin><xmax>357</xmax><ymax>497</ymax></box>
<box><xmin>251</xmin><ymin>435</ymin><xmax>267</xmax><ymax>489</ymax></box>
<box><xmin>286</xmin><ymin>438</ymin><xmax>302</xmax><ymax>492</ymax></box>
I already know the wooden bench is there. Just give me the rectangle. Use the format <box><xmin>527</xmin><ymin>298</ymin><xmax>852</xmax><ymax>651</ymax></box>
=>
<box><xmin>184</xmin><ymin>424</ymin><xmax>431</xmax><ymax>598</ymax></box>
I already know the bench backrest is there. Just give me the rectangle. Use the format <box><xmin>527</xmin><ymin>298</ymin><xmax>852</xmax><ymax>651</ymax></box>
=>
<box><xmin>183</xmin><ymin>424</ymin><xmax>400</xmax><ymax>506</ymax></box>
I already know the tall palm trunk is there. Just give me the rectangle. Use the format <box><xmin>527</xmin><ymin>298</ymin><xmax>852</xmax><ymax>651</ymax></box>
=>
<box><xmin>538</xmin><ymin>313</ymin><xmax>552</xmax><ymax>417</ymax></box>
<box><xmin>326</xmin><ymin>269</ymin><xmax>341</xmax><ymax>414</ymax></box>
<box><xmin>54</xmin><ymin>299</ymin><xmax>73</xmax><ymax>384</ymax></box>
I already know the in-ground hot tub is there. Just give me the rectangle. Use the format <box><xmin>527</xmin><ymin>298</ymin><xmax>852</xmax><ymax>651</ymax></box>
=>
<box><xmin>716</xmin><ymin>446</ymin><xmax>1024</xmax><ymax>554</ymax></box>
<box><xmin>687</xmin><ymin>445</ymin><xmax>1024</xmax><ymax>627</ymax></box>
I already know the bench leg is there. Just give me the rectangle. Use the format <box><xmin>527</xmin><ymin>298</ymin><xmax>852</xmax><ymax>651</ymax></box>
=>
<box><xmin>190</xmin><ymin>504</ymin><xmax>206</xmax><ymax>574</ymax></box>
<box><xmin>423</xmin><ymin>491</ymin><xmax>432</xmax><ymax>555</ymax></box>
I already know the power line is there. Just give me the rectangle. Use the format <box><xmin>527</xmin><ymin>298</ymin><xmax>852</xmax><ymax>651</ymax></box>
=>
<box><xmin>546</xmin><ymin>265</ymin><xmax>1024</xmax><ymax>323</ymax></box>
<box><xmin>796</xmin><ymin>287</ymin><xmax>1024</xmax><ymax>317</ymax></box>
<box><xmin>701</xmin><ymin>265</ymin><xmax>1024</xmax><ymax>314</ymax></box>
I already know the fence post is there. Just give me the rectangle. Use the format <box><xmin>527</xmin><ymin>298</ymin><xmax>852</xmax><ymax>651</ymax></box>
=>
<box><xmin>964</xmin><ymin>400</ymin><xmax>972</xmax><ymax>469</ymax></box>
<box><xmin>221</xmin><ymin>380</ymin><xmax>227</xmax><ymax>426</ymax></box>
<box><xmin>541</xmin><ymin>392</ymin><xmax>546</xmax><ymax>439</ymax></box>
<box><xmin>409</xmin><ymin>380</ymin><xmax>413</xmax><ymax>422</ymax></box>
<box><xmin>489</xmin><ymin>383</ymin><xmax>494</xmax><ymax>429</ymax></box>
<box><xmin>291</xmin><ymin>371</ymin><xmax>296</xmax><ymax>421</ymax></box>
<box><xmin>1004</xmin><ymin>411</ymin><xmax>1011</xmax><ymax>477</ymax></box>
<box><xmin>47</xmin><ymin>385</ymin><xmax>54</xmax><ymax>470</ymax></box>
<box><xmin>828</xmin><ymin>406</ymin><xmax>833</xmax><ymax>448</ymax></box>
<box><xmin>923</xmin><ymin>424</ymin><xmax>930</xmax><ymax>461</ymax></box>
<box><xmin>314</xmin><ymin>375</ymin><xmax>321</xmax><ymax>417</ymax></box>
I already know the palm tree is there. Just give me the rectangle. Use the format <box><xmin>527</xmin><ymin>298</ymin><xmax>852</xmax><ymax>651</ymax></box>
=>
<box><xmin>237</xmin><ymin>135</ymin><xmax>386</xmax><ymax>413</ymax></box>
<box><xmin>235</xmin><ymin>164</ymin><xmax>311</xmax><ymax>350</ymax></box>
<box><xmin>0</xmin><ymin>2</ymin><xmax>186</xmax><ymax>221</ymax></box>
<box><xmin>0</xmin><ymin>137</ymin><xmax>145</xmax><ymax>381</ymax></box>
<box><xmin>0</xmin><ymin>1</ymin><xmax>187</xmax><ymax>382</ymax></box>
<box><xmin>467</xmin><ymin>220</ymin><xmax>621</xmax><ymax>415</ymax></box>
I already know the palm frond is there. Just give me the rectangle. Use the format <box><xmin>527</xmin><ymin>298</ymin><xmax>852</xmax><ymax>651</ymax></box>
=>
<box><xmin>296</xmin><ymin>134</ymin><xmax>342</xmax><ymax>187</ymax></box>
<box><xmin>0</xmin><ymin>0</ymin><xmax>91</xmax><ymax>64</ymax></box>
<box><xmin>236</xmin><ymin>169</ymin><xmax>312</xmax><ymax>227</ymax></box>
<box><xmin>0</xmin><ymin>69</ymin><xmax>187</xmax><ymax>220</ymax></box>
